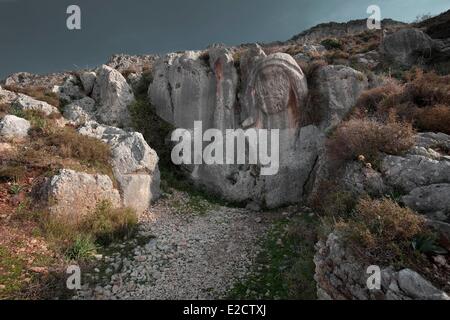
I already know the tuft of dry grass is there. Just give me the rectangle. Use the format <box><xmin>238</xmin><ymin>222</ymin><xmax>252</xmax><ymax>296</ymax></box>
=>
<box><xmin>44</xmin><ymin>127</ymin><xmax>111</xmax><ymax>166</ymax></box>
<box><xmin>81</xmin><ymin>200</ymin><xmax>138</xmax><ymax>245</ymax></box>
<box><xmin>4</xmin><ymin>85</ymin><xmax>60</xmax><ymax>109</ymax></box>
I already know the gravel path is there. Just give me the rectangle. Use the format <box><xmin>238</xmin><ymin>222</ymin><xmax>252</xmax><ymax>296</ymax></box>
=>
<box><xmin>76</xmin><ymin>191</ymin><xmax>279</xmax><ymax>300</ymax></box>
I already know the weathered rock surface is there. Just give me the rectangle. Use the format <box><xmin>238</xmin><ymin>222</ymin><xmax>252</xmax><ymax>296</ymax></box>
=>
<box><xmin>12</xmin><ymin>94</ymin><xmax>59</xmax><ymax>116</ymax></box>
<box><xmin>402</xmin><ymin>184</ymin><xmax>450</xmax><ymax>222</ymax></box>
<box><xmin>92</xmin><ymin>65</ymin><xmax>135</xmax><ymax>127</ymax></box>
<box><xmin>0</xmin><ymin>115</ymin><xmax>30</xmax><ymax>139</ymax></box>
<box><xmin>0</xmin><ymin>86</ymin><xmax>18</xmax><ymax>104</ymax></box>
<box><xmin>148</xmin><ymin>51</ymin><xmax>218</xmax><ymax>129</ymax></box>
<box><xmin>314</xmin><ymin>65</ymin><xmax>368</xmax><ymax>131</ymax></box>
<box><xmin>52</xmin><ymin>75</ymin><xmax>85</xmax><ymax>103</ymax></box>
<box><xmin>79</xmin><ymin>71</ymin><xmax>97</xmax><ymax>95</ymax></box>
<box><xmin>63</xmin><ymin>97</ymin><xmax>96</xmax><ymax>125</ymax></box>
<box><xmin>314</xmin><ymin>232</ymin><xmax>449</xmax><ymax>300</ymax></box>
<box><xmin>34</xmin><ymin>169</ymin><xmax>121</xmax><ymax>218</ymax></box>
<box><xmin>107</xmin><ymin>54</ymin><xmax>158</xmax><ymax>73</ymax></box>
<box><xmin>380</xmin><ymin>29</ymin><xmax>437</xmax><ymax>67</ymax></box>
<box><xmin>3</xmin><ymin>72</ymin><xmax>71</xmax><ymax>91</ymax></box>
<box><xmin>79</xmin><ymin>121</ymin><xmax>160</xmax><ymax>214</ymax></box>
<box><xmin>381</xmin><ymin>154</ymin><xmax>450</xmax><ymax>193</ymax></box>
<box><xmin>342</xmin><ymin>162</ymin><xmax>387</xmax><ymax>197</ymax></box>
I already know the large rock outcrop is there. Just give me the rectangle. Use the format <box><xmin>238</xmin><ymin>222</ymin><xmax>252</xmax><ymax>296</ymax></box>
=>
<box><xmin>34</xmin><ymin>169</ymin><xmax>121</xmax><ymax>219</ymax></box>
<box><xmin>147</xmin><ymin>45</ymin><xmax>329</xmax><ymax>208</ymax></box>
<box><xmin>0</xmin><ymin>115</ymin><xmax>30</xmax><ymax>139</ymax></box>
<box><xmin>12</xmin><ymin>94</ymin><xmax>59</xmax><ymax>116</ymax></box>
<box><xmin>148</xmin><ymin>51</ymin><xmax>218</xmax><ymax>129</ymax></box>
<box><xmin>381</xmin><ymin>132</ymin><xmax>450</xmax><ymax>223</ymax></box>
<box><xmin>314</xmin><ymin>232</ymin><xmax>449</xmax><ymax>300</ymax></box>
<box><xmin>78</xmin><ymin>121</ymin><xmax>160</xmax><ymax>214</ymax></box>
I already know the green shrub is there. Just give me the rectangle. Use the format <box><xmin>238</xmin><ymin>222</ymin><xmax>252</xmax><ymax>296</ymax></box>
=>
<box><xmin>321</xmin><ymin>38</ymin><xmax>342</xmax><ymax>50</ymax></box>
<box><xmin>65</xmin><ymin>234</ymin><xmax>97</xmax><ymax>260</ymax></box>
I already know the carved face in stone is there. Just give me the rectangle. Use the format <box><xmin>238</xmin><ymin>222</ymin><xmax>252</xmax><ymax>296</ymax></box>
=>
<box><xmin>255</xmin><ymin>66</ymin><xmax>291</xmax><ymax>115</ymax></box>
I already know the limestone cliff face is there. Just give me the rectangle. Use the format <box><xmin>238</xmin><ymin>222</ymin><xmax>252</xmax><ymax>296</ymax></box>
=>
<box><xmin>146</xmin><ymin>44</ymin><xmax>368</xmax><ymax>208</ymax></box>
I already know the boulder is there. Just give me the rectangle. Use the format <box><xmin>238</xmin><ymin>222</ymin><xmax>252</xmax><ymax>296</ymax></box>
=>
<box><xmin>92</xmin><ymin>65</ymin><xmax>135</xmax><ymax>128</ymax></box>
<box><xmin>381</xmin><ymin>154</ymin><xmax>450</xmax><ymax>193</ymax></box>
<box><xmin>63</xmin><ymin>97</ymin><xmax>96</xmax><ymax>125</ymax></box>
<box><xmin>0</xmin><ymin>86</ymin><xmax>18</xmax><ymax>104</ymax></box>
<box><xmin>12</xmin><ymin>94</ymin><xmax>59</xmax><ymax>116</ymax></box>
<box><xmin>402</xmin><ymin>184</ymin><xmax>450</xmax><ymax>222</ymax></box>
<box><xmin>314</xmin><ymin>65</ymin><xmax>368</xmax><ymax>131</ymax></box>
<box><xmin>397</xmin><ymin>269</ymin><xmax>449</xmax><ymax>300</ymax></box>
<box><xmin>35</xmin><ymin>169</ymin><xmax>121</xmax><ymax>218</ymax></box>
<box><xmin>380</xmin><ymin>29</ymin><xmax>437</xmax><ymax>67</ymax></box>
<box><xmin>0</xmin><ymin>115</ymin><xmax>30</xmax><ymax>139</ymax></box>
<box><xmin>79</xmin><ymin>71</ymin><xmax>97</xmax><ymax>95</ymax></box>
<box><xmin>78</xmin><ymin>121</ymin><xmax>160</xmax><ymax>214</ymax></box>
<box><xmin>351</xmin><ymin>50</ymin><xmax>380</xmax><ymax>69</ymax></box>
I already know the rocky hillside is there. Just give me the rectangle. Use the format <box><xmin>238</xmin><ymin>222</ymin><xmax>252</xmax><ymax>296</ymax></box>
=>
<box><xmin>1</xmin><ymin>11</ymin><xmax>450</xmax><ymax>300</ymax></box>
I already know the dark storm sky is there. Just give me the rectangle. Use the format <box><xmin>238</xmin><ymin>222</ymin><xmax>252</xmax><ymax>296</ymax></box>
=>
<box><xmin>0</xmin><ymin>0</ymin><xmax>449</xmax><ymax>79</ymax></box>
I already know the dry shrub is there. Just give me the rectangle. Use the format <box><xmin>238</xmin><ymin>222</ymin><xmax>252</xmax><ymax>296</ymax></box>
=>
<box><xmin>354</xmin><ymin>80</ymin><xmax>403</xmax><ymax>116</ymax></box>
<box><xmin>302</xmin><ymin>59</ymin><xmax>328</xmax><ymax>82</ymax></box>
<box><xmin>4</xmin><ymin>85</ymin><xmax>60</xmax><ymax>109</ymax></box>
<box><xmin>354</xmin><ymin>71</ymin><xmax>450</xmax><ymax>135</ymax></box>
<box><xmin>324</xmin><ymin>50</ymin><xmax>350</xmax><ymax>63</ymax></box>
<box><xmin>414</xmin><ymin>105</ymin><xmax>450</xmax><ymax>134</ymax></box>
<box><xmin>327</xmin><ymin>118</ymin><xmax>415</xmax><ymax>165</ymax></box>
<box><xmin>284</xmin><ymin>45</ymin><xmax>303</xmax><ymax>56</ymax></box>
<box><xmin>0</xmin><ymin>164</ymin><xmax>25</xmax><ymax>182</ymax></box>
<box><xmin>402</xmin><ymin>70</ymin><xmax>450</xmax><ymax>107</ymax></box>
<box><xmin>337</xmin><ymin>197</ymin><xmax>426</xmax><ymax>264</ymax></box>
<box><xmin>0</xmin><ymin>103</ymin><xmax>10</xmax><ymax>117</ymax></box>
<box><xmin>120</xmin><ymin>66</ymin><xmax>139</xmax><ymax>78</ymax></box>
